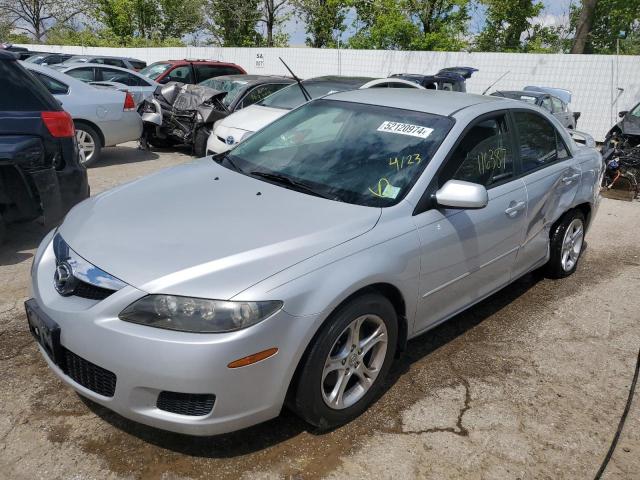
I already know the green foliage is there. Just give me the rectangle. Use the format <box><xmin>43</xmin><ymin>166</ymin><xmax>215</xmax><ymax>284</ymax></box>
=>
<box><xmin>206</xmin><ymin>0</ymin><xmax>263</xmax><ymax>46</ymax></box>
<box><xmin>348</xmin><ymin>0</ymin><xmax>469</xmax><ymax>50</ymax></box>
<box><xmin>571</xmin><ymin>0</ymin><xmax>640</xmax><ymax>54</ymax></box>
<box><xmin>292</xmin><ymin>0</ymin><xmax>349</xmax><ymax>48</ymax></box>
<box><xmin>475</xmin><ymin>0</ymin><xmax>546</xmax><ymax>52</ymax></box>
<box><xmin>0</xmin><ymin>22</ymin><xmax>32</xmax><ymax>43</ymax></box>
<box><xmin>45</xmin><ymin>24</ymin><xmax>185</xmax><ymax>47</ymax></box>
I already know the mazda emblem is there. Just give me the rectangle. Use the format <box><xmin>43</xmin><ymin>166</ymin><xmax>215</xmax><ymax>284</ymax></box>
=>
<box><xmin>54</xmin><ymin>262</ymin><xmax>76</xmax><ymax>296</ymax></box>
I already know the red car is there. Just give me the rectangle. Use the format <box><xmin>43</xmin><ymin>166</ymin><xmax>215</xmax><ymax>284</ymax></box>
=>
<box><xmin>139</xmin><ymin>60</ymin><xmax>246</xmax><ymax>84</ymax></box>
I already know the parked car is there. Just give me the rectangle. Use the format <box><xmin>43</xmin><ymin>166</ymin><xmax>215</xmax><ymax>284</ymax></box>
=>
<box><xmin>139</xmin><ymin>59</ymin><xmax>246</xmax><ymax>85</ymax></box>
<box><xmin>55</xmin><ymin>63</ymin><xmax>158</xmax><ymax>106</ymax></box>
<box><xmin>140</xmin><ymin>75</ymin><xmax>295</xmax><ymax>156</ymax></box>
<box><xmin>391</xmin><ymin>66</ymin><xmax>478</xmax><ymax>92</ymax></box>
<box><xmin>56</xmin><ymin>55</ymin><xmax>147</xmax><ymax>71</ymax></box>
<box><xmin>24</xmin><ymin>53</ymin><xmax>73</xmax><ymax>66</ymax></box>
<box><xmin>206</xmin><ymin>76</ymin><xmax>424</xmax><ymax>155</ymax></box>
<box><xmin>0</xmin><ymin>44</ymin><xmax>42</xmax><ymax>60</ymax></box>
<box><xmin>27</xmin><ymin>88</ymin><xmax>601</xmax><ymax>435</ymax></box>
<box><xmin>491</xmin><ymin>86</ymin><xmax>579</xmax><ymax>129</ymax></box>
<box><xmin>23</xmin><ymin>63</ymin><xmax>143</xmax><ymax>166</ymax></box>
<box><xmin>604</xmin><ymin>101</ymin><xmax>640</xmax><ymax>148</ymax></box>
<box><xmin>0</xmin><ymin>50</ymin><xmax>88</xmax><ymax>244</ymax></box>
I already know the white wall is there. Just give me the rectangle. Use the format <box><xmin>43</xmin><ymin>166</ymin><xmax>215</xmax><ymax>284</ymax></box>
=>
<box><xmin>19</xmin><ymin>44</ymin><xmax>640</xmax><ymax>141</ymax></box>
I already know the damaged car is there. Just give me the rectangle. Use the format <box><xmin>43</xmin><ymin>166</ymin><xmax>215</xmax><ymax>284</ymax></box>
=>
<box><xmin>0</xmin><ymin>50</ymin><xmax>88</xmax><ymax>244</ymax></box>
<box><xmin>390</xmin><ymin>66</ymin><xmax>478</xmax><ymax>92</ymax></box>
<box><xmin>601</xmin><ymin>102</ymin><xmax>640</xmax><ymax>198</ymax></box>
<box><xmin>139</xmin><ymin>75</ymin><xmax>294</xmax><ymax>157</ymax></box>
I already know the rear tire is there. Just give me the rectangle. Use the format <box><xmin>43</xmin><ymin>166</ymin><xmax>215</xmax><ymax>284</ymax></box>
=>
<box><xmin>292</xmin><ymin>293</ymin><xmax>398</xmax><ymax>430</ymax></box>
<box><xmin>74</xmin><ymin>122</ymin><xmax>102</xmax><ymax>167</ymax></box>
<box><xmin>544</xmin><ymin>210</ymin><xmax>585</xmax><ymax>279</ymax></box>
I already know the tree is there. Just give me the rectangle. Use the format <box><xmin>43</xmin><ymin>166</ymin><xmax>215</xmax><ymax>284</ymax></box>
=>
<box><xmin>577</xmin><ymin>0</ymin><xmax>640</xmax><ymax>53</ymax></box>
<box><xmin>475</xmin><ymin>0</ymin><xmax>544</xmax><ymax>52</ymax></box>
<box><xmin>206</xmin><ymin>0</ymin><xmax>262</xmax><ymax>46</ymax></box>
<box><xmin>260</xmin><ymin>0</ymin><xmax>290</xmax><ymax>46</ymax></box>
<box><xmin>406</xmin><ymin>0</ymin><xmax>470</xmax><ymax>50</ymax></box>
<box><xmin>570</xmin><ymin>0</ymin><xmax>598</xmax><ymax>53</ymax></box>
<box><xmin>0</xmin><ymin>0</ymin><xmax>85</xmax><ymax>41</ymax></box>
<box><xmin>292</xmin><ymin>0</ymin><xmax>349</xmax><ymax>48</ymax></box>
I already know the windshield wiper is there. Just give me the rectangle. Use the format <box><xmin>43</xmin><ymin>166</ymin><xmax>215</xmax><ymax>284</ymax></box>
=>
<box><xmin>212</xmin><ymin>152</ymin><xmax>243</xmax><ymax>173</ymax></box>
<box><xmin>250</xmin><ymin>171</ymin><xmax>335</xmax><ymax>200</ymax></box>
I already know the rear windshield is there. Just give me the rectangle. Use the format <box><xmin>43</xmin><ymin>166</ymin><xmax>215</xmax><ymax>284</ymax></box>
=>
<box><xmin>0</xmin><ymin>61</ymin><xmax>59</xmax><ymax>111</ymax></box>
<box><xmin>140</xmin><ymin>62</ymin><xmax>172</xmax><ymax>80</ymax></box>
<box><xmin>257</xmin><ymin>81</ymin><xmax>363</xmax><ymax>110</ymax></box>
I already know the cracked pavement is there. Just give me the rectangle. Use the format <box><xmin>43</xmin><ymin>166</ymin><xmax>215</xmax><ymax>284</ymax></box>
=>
<box><xmin>0</xmin><ymin>143</ymin><xmax>639</xmax><ymax>479</ymax></box>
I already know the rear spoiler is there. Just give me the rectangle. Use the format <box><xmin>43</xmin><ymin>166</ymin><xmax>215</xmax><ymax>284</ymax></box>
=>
<box><xmin>569</xmin><ymin>130</ymin><xmax>595</xmax><ymax>148</ymax></box>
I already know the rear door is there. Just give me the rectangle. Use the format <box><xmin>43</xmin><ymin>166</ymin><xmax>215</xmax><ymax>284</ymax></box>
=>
<box><xmin>413</xmin><ymin>112</ymin><xmax>528</xmax><ymax>333</ymax></box>
<box><xmin>511</xmin><ymin>110</ymin><xmax>581</xmax><ymax>278</ymax></box>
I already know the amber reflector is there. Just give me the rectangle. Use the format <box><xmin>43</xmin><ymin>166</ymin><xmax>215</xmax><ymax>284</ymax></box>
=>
<box><xmin>227</xmin><ymin>348</ymin><xmax>278</xmax><ymax>368</ymax></box>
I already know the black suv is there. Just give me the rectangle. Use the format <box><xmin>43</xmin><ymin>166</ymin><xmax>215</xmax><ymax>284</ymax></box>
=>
<box><xmin>0</xmin><ymin>50</ymin><xmax>88</xmax><ymax>243</ymax></box>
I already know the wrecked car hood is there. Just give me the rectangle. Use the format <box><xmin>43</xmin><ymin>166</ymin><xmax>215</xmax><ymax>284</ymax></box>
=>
<box><xmin>155</xmin><ymin>82</ymin><xmax>227</xmax><ymax>111</ymax></box>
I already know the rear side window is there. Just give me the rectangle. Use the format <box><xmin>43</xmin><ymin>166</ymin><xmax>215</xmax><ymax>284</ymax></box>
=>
<box><xmin>238</xmin><ymin>84</ymin><xmax>286</xmax><ymax>109</ymax></box>
<box><xmin>101</xmin><ymin>58</ymin><xmax>126</xmax><ymax>67</ymax></box>
<box><xmin>195</xmin><ymin>64</ymin><xmax>242</xmax><ymax>82</ymax></box>
<box><xmin>0</xmin><ymin>61</ymin><xmax>59</xmax><ymax>110</ymax></box>
<box><xmin>99</xmin><ymin>68</ymin><xmax>147</xmax><ymax>86</ymax></box>
<box><xmin>166</xmin><ymin>65</ymin><xmax>193</xmax><ymax>83</ymax></box>
<box><xmin>551</xmin><ymin>97</ymin><xmax>564</xmax><ymax>113</ymax></box>
<box><xmin>32</xmin><ymin>72</ymin><xmax>69</xmax><ymax>95</ymax></box>
<box><xmin>445</xmin><ymin>114</ymin><xmax>514</xmax><ymax>187</ymax></box>
<box><xmin>129</xmin><ymin>60</ymin><xmax>146</xmax><ymax>69</ymax></box>
<box><xmin>514</xmin><ymin>111</ymin><xmax>569</xmax><ymax>173</ymax></box>
<box><xmin>540</xmin><ymin>97</ymin><xmax>552</xmax><ymax>112</ymax></box>
<box><xmin>66</xmin><ymin>67</ymin><xmax>95</xmax><ymax>82</ymax></box>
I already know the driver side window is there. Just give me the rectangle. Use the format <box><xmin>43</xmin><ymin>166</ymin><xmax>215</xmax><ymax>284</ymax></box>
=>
<box><xmin>444</xmin><ymin>115</ymin><xmax>514</xmax><ymax>187</ymax></box>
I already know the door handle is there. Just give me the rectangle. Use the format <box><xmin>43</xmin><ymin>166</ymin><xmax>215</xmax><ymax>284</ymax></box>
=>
<box><xmin>561</xmin><ymin>173</ymin><xmax>580</xmax><ymax>184</ymax></box>
<box><xmin>504</xmin><ymin>201</ymin><xmax>526</xmax><ymax>217</ymax></box>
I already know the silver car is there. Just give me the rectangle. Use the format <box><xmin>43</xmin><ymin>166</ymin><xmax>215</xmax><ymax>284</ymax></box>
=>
<box><xmin>55</xmin><ymin>63</ymin><xmax>158</xmax><ymax>106</ymax></box>
<box><xmin>23</xmin><ymin>63</ymin><xmax>143</xmax><ymax>166</ymax></box>
<box><xmin>27</xmin><ymin>89</ymin><xmax>602</xmax><ymax>436</ymax></box>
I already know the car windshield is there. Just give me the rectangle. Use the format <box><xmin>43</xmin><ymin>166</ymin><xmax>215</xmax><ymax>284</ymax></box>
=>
<box><xmin>225</xmin><ymin>99</ymin><xmax>453</xmax><ymax>207</ymax></box>
<box><xmin>257</xmin><ymin>81</ymin><xmax>363</xmax><ymax>110</ymax></box>
<box><xmin>199</xmin><ymin>78</ymin><xmax>248</xmax><ymax>106</ymax></box>
<box><xmin>140</xmin><ymin>62</ymin><xmax>172</xmax><ymax>80</ymax></box>
<box><xmin>24</xmin><ymin>55</ymin><xmax>46</xmax><ymax>64</ymax></box>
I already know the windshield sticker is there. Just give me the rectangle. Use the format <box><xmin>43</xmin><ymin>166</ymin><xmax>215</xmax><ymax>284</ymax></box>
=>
<box><xmin>377</xmin><ymin>121</ymin><xmax>433</xmax><ymax>139</ymax></box>
<box><xmin>389</xmin><ymin>153</ymin><xmax>422</xmax><ymax>171</ymax></box>
<box><xmin>368</xmin><ymin>178</ymin><xmax>400</xmax><ymax>199</ymax></box>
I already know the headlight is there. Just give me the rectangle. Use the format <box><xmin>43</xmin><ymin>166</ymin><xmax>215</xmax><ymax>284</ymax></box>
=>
<box><xmin>119</xmin><ymin>295</ymin><xmax>282</xmax><ymax>333</ymax></box>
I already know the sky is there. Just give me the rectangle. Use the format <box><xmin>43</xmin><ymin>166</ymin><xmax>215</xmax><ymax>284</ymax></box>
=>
<box><xmin>281</xmin><ymin>0</ymin><xmax>575</xmax><ymax>47</ymax></box>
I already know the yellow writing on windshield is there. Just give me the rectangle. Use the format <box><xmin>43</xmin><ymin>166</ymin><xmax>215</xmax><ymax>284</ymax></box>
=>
<box><xmin>389</xmin><ymin>153</ymin><xmax>422</xmax><ymax>171</ymax></box>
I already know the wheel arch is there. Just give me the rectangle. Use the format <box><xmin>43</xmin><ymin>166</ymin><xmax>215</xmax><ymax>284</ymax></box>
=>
<box><xmin>73</xmin><ymin>119</ymin><xmax>105</xmax><ymax>147</ymax></box>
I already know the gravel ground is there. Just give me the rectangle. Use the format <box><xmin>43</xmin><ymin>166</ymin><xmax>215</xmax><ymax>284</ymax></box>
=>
<box><xmin>0</xmin><ymin>143</ymin><xmax>638</xmax><ymax>480</ymax></box>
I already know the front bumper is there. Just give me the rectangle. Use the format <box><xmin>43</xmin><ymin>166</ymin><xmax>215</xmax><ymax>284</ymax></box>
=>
<box><xmin>30</xmin><ymin>233</ymin><xmax>319</xmax><ymax>435</ymax></box>
<box><xmin>205</xmin><ymin>130</ymin><xmax>231</xmax><ymax>155</ymax></box>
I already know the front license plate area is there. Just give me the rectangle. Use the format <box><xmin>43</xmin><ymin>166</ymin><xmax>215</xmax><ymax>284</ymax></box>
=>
<box><xmin>25</xmin><ymin>299</ymin><xmax>63</xmax><ymax>365</ymax></box>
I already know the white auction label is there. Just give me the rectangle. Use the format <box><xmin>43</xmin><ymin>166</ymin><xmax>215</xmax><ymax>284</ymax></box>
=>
<box><xmin>377</xmin><ymin>121</ymin><xmax>433</xmax><ymax>139</ymax></box>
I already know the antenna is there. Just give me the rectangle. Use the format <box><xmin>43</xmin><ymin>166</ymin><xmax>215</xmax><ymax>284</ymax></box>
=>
<box><xmin>482</xmin><ymin>71</ymin><xmax>510</xmax><ymax>95</ymax></box>
<box><xmin>279</xmin><ymin>57</ymin><xmax>311</xmax><ymax>102</ymax></box>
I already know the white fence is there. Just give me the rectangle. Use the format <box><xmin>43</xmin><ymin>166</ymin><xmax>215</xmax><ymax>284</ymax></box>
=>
<box><xmin>19</xmin><ymin>44</ymin><xmax>640</xmax><ymax>141</ymax></box>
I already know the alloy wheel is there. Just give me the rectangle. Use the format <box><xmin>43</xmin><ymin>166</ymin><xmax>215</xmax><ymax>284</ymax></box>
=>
<box><xmin>76</xmin><ymin>129</ymin><xmax>96</xmax><ymax>164</ymax></box>
<box><xmin>561</xmin><ymin>218</ymin><xmax>584</xmax><ymax>271</ymax></box>
<box><xmin>321</xmin><ymin>314</ymin><xmax>388</xmax><ymax>410</ymax></box>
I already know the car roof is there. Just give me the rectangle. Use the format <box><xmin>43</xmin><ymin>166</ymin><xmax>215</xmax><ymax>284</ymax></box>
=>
<box><xmin>69</xmin><ymin>54</ymin><xmax>141</xmax><ymax>61</ymax></box>
<box><xmin>0</xmin><ymin>49</ymin><xmax>17</xmax><ymax>60</ymax></box>
<box><xmin>325</xmin><ymin>88</ymin><xmax>505</xmax><ymax>116</ymax></box>
<box><xmin>62</xmin><ymin>62</ymin><xmax>142</xmax><ymax>73</ymax></box>
<box><xmin>494</xmin><ymin>90</ymin><xmax>546</xmax><ymax>98</ymax></box>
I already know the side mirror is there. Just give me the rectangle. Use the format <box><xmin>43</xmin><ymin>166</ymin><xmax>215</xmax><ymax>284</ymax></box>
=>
<box><xmin>158</xmin><ymin>77</ymin><xmax>170</xmax><ymax>85</ymax></box>
<box><xmin>435</xmin><ymin>180</ymin><xmax>488</xmax><ymax>209</ymax></box>
<box><xmin>619</xmin><ymin>111</ymin><xmax>628</xmax><ymax>118</ymax></box>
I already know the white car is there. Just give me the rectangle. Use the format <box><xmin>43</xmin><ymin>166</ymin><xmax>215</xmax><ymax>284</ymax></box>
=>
<box><xmin>206</xmin><ymin>76</ymin><xmax>424</xmax><ymax>155</ymax></box>
<box><xmin>24</xmin><ymin>63</ymin><xmax>143</xmax><ymax>166</ymax></box>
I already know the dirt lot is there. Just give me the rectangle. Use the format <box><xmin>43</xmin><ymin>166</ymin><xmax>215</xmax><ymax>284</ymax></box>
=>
<box><xmin>1</xmin><ymin>143</ymin><xmax>638</xmax><ymax>480</ymax></box>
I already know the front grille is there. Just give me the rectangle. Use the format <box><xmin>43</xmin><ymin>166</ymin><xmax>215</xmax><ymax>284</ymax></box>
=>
<box><xmin>72</xmin><ymin>279</ymin><xmax>116</xmax><ymax>301</ymax></box>
<box><xmin>62</xmin><ymin>348</ymin><xmax>117</xmax><ymax>397</ymax></box>
<box><xmin>157</xmin><ymin>391</ymin><xmax>215</xmax><ymax>416</ymax></box>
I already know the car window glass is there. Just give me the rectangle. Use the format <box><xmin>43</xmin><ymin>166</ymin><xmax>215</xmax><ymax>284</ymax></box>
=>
<box><xmin>540</xmin><ymin>97</ymin><xmax>552</xmax><ymax>112</ymax></box>
<box><xmin>630</xmin><ymin>104</ymin><xmax>640</xmax><ymax>117</ymax></box>
<box><xmin>195</xmin><ymin>65</ymin><xmax>224</xmax><ymax>82</ymax></box>
<box><xmin>129</xmin><ymin>60</ymin><xmax>146</xmax><ymax>70</ymax></box>
<box><xmin>66</xmin><ymin>67</ymin><xmax>95</xmax><ymax>82</ymax></box>
<box><xmin>32</xmin><ymin>72</ymin><xmax>69</xmax><ymax>95</ymax></box>
<box><xmin>446</xmin><ymin>115</ymin><xmax>514</xmax><ymax>187</ymax></box>
<box><xmin>139</xmin><ymin>62</ymin><xmax>172</xmax><ymax>80</ymax></box>
<box><xmin>551</xmin><ymin>97</ymin><xmax>563</xmax><ymax>113</ymax></box>
<box><xmin>230</xmin><ymin>100</ymin><xmax>453</xmax><ymax>207</ymax></box>
<box><xmin>239</xmin><ymin>84</ymin><xmax>285</xmax><ymax>109</ymax></box>
<box><xmin>100</xmin><ymin>68</ymin><xmax>139</xmax><ymax>86</ymax></box>
<box><xmin>167</xmin><ymin>65</ymin><xmax>193</xmax><ymax>83</ymax></box>
<box><xmin>0</xmin><ymin>62</ymin><xmax>60</xmax><ymax>110</ymax></box>
<box><xmin>514</xmin><ymin>111</ymin><xmax>565</xmax><ymax>172</ymax></box>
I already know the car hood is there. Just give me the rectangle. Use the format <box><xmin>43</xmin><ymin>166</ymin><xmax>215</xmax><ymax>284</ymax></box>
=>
<box><xmin>59</xmin><ymin>159</ymin><xmax>381</xmax><ymax>299</ymax></box>
<box><xmin>221</xmin><ymin>104</ymin><xmax>287</xmax><ymax>133</ymax></box>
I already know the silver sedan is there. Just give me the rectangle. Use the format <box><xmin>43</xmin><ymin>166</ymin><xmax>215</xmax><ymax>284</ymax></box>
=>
<box><xmin>27</xmin><ymin>89</ymin><xmax>602</xmax><ymax>435</ymax></box>
<box><xmin>23</xmin><ymin>62</ymin><xmax>143</xmax><ymax>166</ymax></box>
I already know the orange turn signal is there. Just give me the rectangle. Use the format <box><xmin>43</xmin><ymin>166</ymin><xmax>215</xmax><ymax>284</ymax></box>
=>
<box><xmin>227</xmin><ymin>348</ymin><xmax>278</xmax><ymax>368</ymax></box>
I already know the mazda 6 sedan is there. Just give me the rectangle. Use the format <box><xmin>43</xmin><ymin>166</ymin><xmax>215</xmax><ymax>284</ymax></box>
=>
<box><xmin>27</xmin><ymin>89</ymin><xmax>602</xmax><ymax>436</ymax></box>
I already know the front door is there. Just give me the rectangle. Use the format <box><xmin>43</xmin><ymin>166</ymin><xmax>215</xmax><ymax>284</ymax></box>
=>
<box><xmin>413</xmin><ymin>113</ymin><xmax>527</xmax><ymax>333</ymax></box>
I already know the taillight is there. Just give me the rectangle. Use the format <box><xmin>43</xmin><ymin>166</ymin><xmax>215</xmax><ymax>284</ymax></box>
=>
<box><xmin>124</xmin><ymin>92</ymin><xmax>136</xmax><ymax>111</ymax></box>
<box><xmin>41</xmin><ymin>111</ymin><xmax>75</xmax><ymax>138</ymax></box>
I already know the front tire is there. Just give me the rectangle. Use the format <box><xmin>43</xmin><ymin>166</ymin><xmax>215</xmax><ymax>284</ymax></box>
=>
<box><xmin>74</xmin><ymin>123</ymin><xmax>102</xmax><ymax>167</ymax></box>
<box><xmin>292</xmin><ymin>293</ymin><xmax>398</xmax><ymax>430</ymax></box>
<box><xmin>193</xmin><ymin>127</ymin><xmax>210</xmax><ymax>158</ymax></box>
<box><xmin>545</xmin><ymin>210</ymin><xmax>585</xmax><ymax>279</ymax></box>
